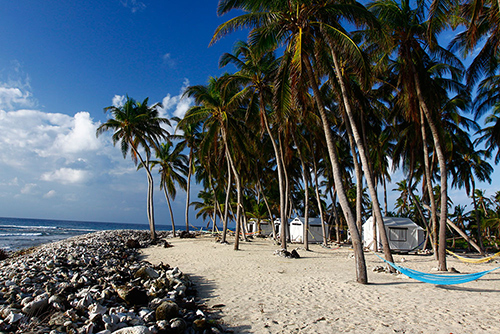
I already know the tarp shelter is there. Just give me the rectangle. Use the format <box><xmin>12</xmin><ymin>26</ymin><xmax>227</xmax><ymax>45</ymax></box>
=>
<box><xmin>363</xmin><ymin>216</ymin><xmax>425</xmax><ymax>252</ymax></box>
<box><xmin>289</xmin><ymin>217</ymin><xmax>326</xmax><ymax>244</ymax></box>
<box><xmin>273</xmin><ymin>218</ymin><xmax>293</xmax><ymax>238</ymax></box>
<box><xmin>246</xmin><ymin>218</ymin><xmax>273</xmax><ymax>235</ymax></box>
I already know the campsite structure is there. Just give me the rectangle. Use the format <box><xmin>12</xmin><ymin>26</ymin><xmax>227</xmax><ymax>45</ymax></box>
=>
<box><xmin>246</xmin><ymin>218</ymin><xmax>273</xmax><ymax>236</ymax></box>
<box><xmin>289</xmin><ymin>217</ymin><xmax>326</xmax><ymax>244</ymax></box>
<box><xmin>363</xmin><ymin>216</ymin><xmax>425</xmax><ymax>252</ymax></box>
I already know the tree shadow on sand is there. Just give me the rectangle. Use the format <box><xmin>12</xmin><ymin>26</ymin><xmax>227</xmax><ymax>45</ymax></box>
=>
<box><xmin>188</xmin><ymin>274</ymin><xmax>252</xmax><ymax>333</ymax></box>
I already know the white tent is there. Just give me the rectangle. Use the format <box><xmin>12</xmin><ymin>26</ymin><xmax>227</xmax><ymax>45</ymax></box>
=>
<box><xmin>289</xmin><ymin>217</ymin><xmax>326</xmax><ymax>244</ymax></box>
<box><xmin>246</xmin><ymin>218</ymin><xmax>273</xmax><ymax>236</ymax></box>
<box><xmin>363</xmin><ymin>216</ymin><xmax>425</xmax><ymax>252</ymax></box>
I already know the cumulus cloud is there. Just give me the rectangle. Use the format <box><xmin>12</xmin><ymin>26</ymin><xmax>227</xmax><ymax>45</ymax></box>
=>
<box><xmin>41</xmin><ymin>168</ymin><xmax>90</xmax><ymax>184</ymax></box>
<box><xmin>52</xmin><ymin>112</ymin><xmax>101</xmax><ymax>154</ymax></box>
<box><xmin>0</xmin><ymin>109</ymin><xmax>102</xmax><ymax>164</ymax></box>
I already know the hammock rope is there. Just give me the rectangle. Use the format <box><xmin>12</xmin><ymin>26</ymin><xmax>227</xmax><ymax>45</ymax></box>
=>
<box><xmin>446</xmin><ymin>249</ymin><xmax>500</xmax><ymax>264</ymax></box>
<box><xmin>374</xmin><ymin>253</ymin><xmax>500</xmax><ymax>285</ymax></box>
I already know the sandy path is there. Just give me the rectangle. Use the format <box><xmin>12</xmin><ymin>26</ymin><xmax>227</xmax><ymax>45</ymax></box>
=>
<box><xmin>141</xmin><ymin>235</ymin><xmax>500</xmax><ymax>333</ymax></box>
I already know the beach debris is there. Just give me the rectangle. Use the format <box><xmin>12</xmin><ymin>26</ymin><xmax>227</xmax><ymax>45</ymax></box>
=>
<box><xmin>372</xmin><ymin>265</ymin><xmax>387</xmax><ymax>273</ymax></box>
<box><xmin>0</xmin><ymin>230</ymin><xmax>225</xmax><ymax>333</ymax></box>
<box><xmin>179</xmin><ymin>231</ymin><xmax>196</xmax><ymax>239</ymax></box>
<box><xmin>273</xmin><ymin>248</ymin><xmax>301</xmax><ymax>259</ymax></box>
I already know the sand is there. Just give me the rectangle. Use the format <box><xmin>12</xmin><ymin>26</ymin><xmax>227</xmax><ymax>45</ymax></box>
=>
<box><xmin>141</xmin><ymin>235</ymin><xmax>500</xmax><ymax>333</ymax></box>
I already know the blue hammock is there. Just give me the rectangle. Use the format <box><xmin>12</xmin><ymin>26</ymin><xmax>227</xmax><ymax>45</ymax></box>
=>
<box><xmin>374</xmin><ymin>253</ymin><xmax>500</xmax><ymax>285</ymax></box>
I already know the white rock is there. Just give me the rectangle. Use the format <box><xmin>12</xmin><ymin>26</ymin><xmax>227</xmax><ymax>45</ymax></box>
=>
<box><xmin>5</xmin><ymin>312</ymin><xmax>23</xmax><ymax>324</ymax></box>
<box><xmin>113</xmin><ymin>326</ymin><xmax>151</xmax><ymax>334</ymax></box>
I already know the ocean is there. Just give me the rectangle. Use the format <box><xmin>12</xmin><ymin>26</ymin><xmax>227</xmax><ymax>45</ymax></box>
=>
<box><xmin>0</xmin><ymin>217</ymin><xmax>197</xmax><ymax>251</ymax></box>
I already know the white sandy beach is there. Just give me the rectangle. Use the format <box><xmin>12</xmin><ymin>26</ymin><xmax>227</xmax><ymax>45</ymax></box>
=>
<box><xmin>141</xmin><ymin>235</ymin><xmax>500</xmax><ymax>333</ymax></box>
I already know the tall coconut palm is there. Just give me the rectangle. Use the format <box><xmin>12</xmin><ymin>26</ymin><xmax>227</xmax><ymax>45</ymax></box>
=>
<box><xmin>174</xmin><ymin>117</ymin><xmax>201</xmax><ymax>233</ymax></box>
<box><xmin>365</xmin><ymin>0</ymin><xmax>466</xmax><ymax>270</ymax></box>
<box><xmin>212</xmin><ymin>0</ymin><xmax>378</xmax><ymax>283</ymax></box>
<box><xmin>151</xmin><ymin>142</ymin><xmax>188</xmax><ymax>236</ymax></box>
<box><xmin>182</xmin><ymin>76</ymin><xmax>247</xmax><ymax>250</ymax></box>
<box><xmin>219</xmin><ymin>41</ymin><xmax>291</xmax><ymax>249</ymax></box>
<box><xmin>96</xmin><ymin>97</ymin><xmax>170</xmax><ymax>240</ymax></box>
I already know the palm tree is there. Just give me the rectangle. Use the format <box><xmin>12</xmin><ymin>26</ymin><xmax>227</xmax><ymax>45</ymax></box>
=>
<box><xmin>219</xmin><ymin>41</ymin><xmax>291</xmax><ymax>249</ymax></box>
<box><xmin>211</xmin><ymin>0</ymin><xmax>377</xmax><ymax>283</ymax></box>
<box><xmin>96</xmin><ymin>97</ymin><xmax>170</xmax><ymax>240</ymax></box>
<box><xmin>365</xmin><ymin>0</ymin><xmax>467</xmax><ymax>270</ymax></box>
<box><xmin>182</xmin><ymin>76</ymin><xmax>247</xmax><ymax>250</ymax></box>
<box><xmin>151</xmin><ymin>142</ymin><xmax>188</xmax><ymax>236</ymax></box>
<box><xmin>174</xmin><ymin>117</ymin><xmax>201</xmax><ymax>233</ymax></box>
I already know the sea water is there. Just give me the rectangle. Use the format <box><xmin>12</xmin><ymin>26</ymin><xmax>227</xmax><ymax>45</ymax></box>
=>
<box><xmin>0</xmin><ymin>217</ymin><xmax>187</xmax><ymax>251</ymax></box>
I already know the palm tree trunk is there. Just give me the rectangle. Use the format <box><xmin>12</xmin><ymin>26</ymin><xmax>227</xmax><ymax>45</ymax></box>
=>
<box><xmin>414</xmin><ymin>73</ymin><xmax>448</xmax><ymax>271</ymax></box>
<box><xmin>185</xmin><ymin>148</ymin><xmax>193</xmax><ymax>233</ymax></box>
<box><xmin>472</xmin><ymin>181</ymin><xmax>484</xmax><ymax>251</ymax></box>
<box><xmin>257</xmin><ymin>180</ymin><xmax>277</xmax><ymax>240</ymax></box>
<box><xmin>313</xmin><ymin>156</ymin><xmax>328</xmax><ymax>245</ymax></box>
<box><xmin>420</xmin><ymin>108</ymin><xmax>439</xmax><ymax>258</ymax></box>
<box><xmin>407</xmin><ymin>180</ymin><xmax>432</xmax><ymax>250</ymax></box>
<box><xmin>330</xmin><ymin>50</ymin><xmax>394</xmax><ymax>267</ymax></box>
<box><xmin>343</xmin><ymin>111</ymin><xmax>364</xmax><ymax>233</ymax></box>
<box><xmin>383</xmin><ymin>175</ymin><xmax>388</xmax><ymax>215</ymax></box>
<box><xmin>293</xmin><ymin>134</ymin><xmax>310</xmax><ymax>250</ymax></box>
<box><xmin>304</xmin><ymin>58</ymin><xmax>367</xmax><ymax>284</ymax></box>
<box><xmin>222</xmin><ymin>157</ymin><xmax>232</xmax><ymax>243</ymax></box>
<box><xmin>259</xmin><ymin>95</ymin><xmax>288</xmax><ymax>248</ymax></box>
<box><xmin>130</xmin><ymin>142</ymin><xmax>156</xmax><ymax>240</ymax></box>
<box><xmin>278</xmin><ymin>133</ymin><xmax>288</xmax><ymax>249</ymax></box>
<box><xmin>164</xmin><ymin>188</ymin><xmax>176</xmax><ymax>236</ymax></box>
<box><xmin>221</xmin><ymin>127</ymin><xmax>242</xmax><ymax>250</ymax></box>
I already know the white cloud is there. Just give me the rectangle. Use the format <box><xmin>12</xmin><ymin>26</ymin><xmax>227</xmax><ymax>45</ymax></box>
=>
<box><xmin>160</xmin><ymin>78</ymin><xmax>194</xmax><ymax>120</ymax></box>
<box><xmin>41</xmin><ymin>168</ymin><xmax>90</xmax><ymax>184</ymax></box>
<box><xmin>0</xmin><ymin>109</ymin><xmax>102</xmax><ymax>165</ymax></box>
<box><xmin>21</xmin><ymin>183</ymin><xmax>38</xmax><ymax>194</ymax></box>
<box><xmin>112</xmin><ymin>95</ymin><xmax>126</xmax><ymax>108</ymax></box>
<box><xmin>162</xmin><ymin>53</ymin><xmax>176</xmax><ymax>68</ymax></box>
<box><xmin>121</xmin><ymin>0</ymin><xmax>146</xmax><ymax>13</ymax></box>
<box><xmin>52</xmin><ymin>112</ymin><xmax>101</xmax><ymax>154</ymax></box>
<box><xmin>43</xmin><ymin>190</ymin><xmax>56</xmax><ymax>198</ymax></box>
<box><xmin>0</xmin><ymin>86</ymin><xmax>34</xmax><ymax>110</ymax></box>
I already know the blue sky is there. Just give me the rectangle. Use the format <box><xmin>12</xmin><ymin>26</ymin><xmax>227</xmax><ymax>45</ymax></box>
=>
<box><xmin>0</xmin><ymin>1</ymin><xmax>497</xmax><ymax>226</ymax></box>
<box><xmin>0</xmin><ymin>0</ymin><xmax>246</xmax><ymax>225</ymax></box>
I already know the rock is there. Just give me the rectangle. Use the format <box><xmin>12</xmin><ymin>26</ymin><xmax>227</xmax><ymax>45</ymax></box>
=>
<box><xmin>126</xmin><ymin>239</ymin><xmax>141</xmax><ymax>249</ymax></box>
<box><xmin>0</xmin><ymin>230</ymin><xmax>216</xmax><ymax>334</ymax></box>
<box><xmin>179</xmin><ymin>231</ymin><xmax>195</xmax><ymax>239</ymax></box>
<box><xmin>112</xmin><ymin>325</ymin><xmax>152</xmax><ymax>334</ymax></box>
<box><xmin>290</xmin><ymin>249</ymin><xmax>300</xmax><ymax>258</ymax></box>
<box><xmin>155</xmin><ymin>301</ymin><xmax>179</xmax><ymax>320</ymax></box>
<box><xmin>134</xmin><ymin>267</ymin><xmax>159</xmax><ymax>280</ymax></box>
<box><xmin>22</xmin><ymin>297</ymin><xmax>49</xmax><ymax>316</ymax></box>
<box><xmin>114</xmin><ymin>286</ymin><xmax>149</xmax><ymax>306</ymax></box>
<box><xmin>169</xmin><ymin>317</ymin><xmax>187</xmax><ymax>333</ymax></box>
<box><xmin>192</xmin><ymin>318</ymin><xmax>207</xmax><ymax>331</ymax></box>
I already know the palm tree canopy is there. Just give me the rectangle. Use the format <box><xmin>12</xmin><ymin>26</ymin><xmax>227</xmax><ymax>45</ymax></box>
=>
<box><xmin>96</xmin><ymin>96</ymin><xmax>170</xmax><ymax>164</ymax></box>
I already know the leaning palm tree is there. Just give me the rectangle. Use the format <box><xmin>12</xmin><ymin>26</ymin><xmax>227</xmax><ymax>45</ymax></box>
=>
<box><xmin>151</xmin><ymin>142</ymin><xmax>188</xmax><ymax>236</ymax></box>
<box><xmin>96</xmin><ymin>97</ymin><xmax>170</xmax><ymax>240</ymax></box>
